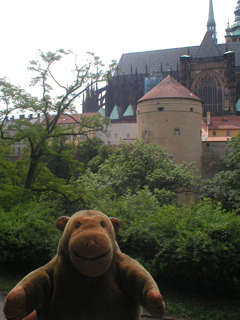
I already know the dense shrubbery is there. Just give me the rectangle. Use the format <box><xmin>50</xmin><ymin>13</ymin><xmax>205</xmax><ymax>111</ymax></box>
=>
<box><xmin>0</xmin><ymin>202</ymin><xmax>60</xmax><ymax>272</ymax></box>
<box><xmin>87</xmin><ymin>189</ymin><xmax>240</xmax><ymax>295</ymax></box>
<box><xmin>78</xmin><ymin>140</ymin><xmax>198</xmax><ymax>207</ymax></box>
<box><xmin>1</xmin><ymin>139</ymin><xmax>240</xmax><ymax>296</ymax></box>
<box><xmin>2</xmin><ymin>187</ymin><xmax>240</xmax><ymax>295</ymax></box>
<box><xmin>200</xmin><ymin>134</ymin><xmax>240</xmax><ymax>211</ymax></box>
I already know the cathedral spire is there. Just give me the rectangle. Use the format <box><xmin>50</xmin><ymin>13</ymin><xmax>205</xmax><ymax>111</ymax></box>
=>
<box><xmin>207</xmin><ymin>0</ymin><xmax>217</xmax><ymax>43</ymax></box>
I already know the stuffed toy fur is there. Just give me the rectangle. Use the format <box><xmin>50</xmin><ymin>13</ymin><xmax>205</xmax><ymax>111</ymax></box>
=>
<box><xmin>4</xmin><ymin>210</ymin><xmax>165</xmax><ymax>320</ymax></box>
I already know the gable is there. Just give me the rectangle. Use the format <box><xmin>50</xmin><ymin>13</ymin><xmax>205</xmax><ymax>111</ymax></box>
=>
<box><xmin>194</xmin><ymin>31</ymin><xmax>221</xmax><ymax>58</ymax></box>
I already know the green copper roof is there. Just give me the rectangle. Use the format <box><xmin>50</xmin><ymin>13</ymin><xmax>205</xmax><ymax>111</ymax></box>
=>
<box><xmin>98</xmin><ymin>107</ymin><xmax>105</xmax><ymax>117</ymax></box>
<box><xmin>110</xmin><ymin>105</ymin><xmax>120</xmax><ymax>120</ymax></box>
<box><xmin>236</xmin><ymin>99</ymin><xmax>240</xmax><ymax>112</ymax></box>
<box><xmin>123</xmin><ymin>104</ymin><xmax>134</xmax><ymax>117</ymax></box>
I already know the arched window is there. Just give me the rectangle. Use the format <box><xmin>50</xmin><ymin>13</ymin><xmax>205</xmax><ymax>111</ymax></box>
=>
<box><xmin>193</xmin><ymin>73</ymin><xmax>223</xmax><ymax>113</ymax></box>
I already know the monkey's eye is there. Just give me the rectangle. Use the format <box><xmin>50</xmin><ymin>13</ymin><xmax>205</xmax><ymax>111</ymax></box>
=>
<box><xmin>100</xmin><ymin>221</ymin><xmax>105</xmax><ymax>228</ymax></box>
<box><xmin>76</xmin><ymin>222</ymin><xmax>81</xmax><ymax>229</ymax></box>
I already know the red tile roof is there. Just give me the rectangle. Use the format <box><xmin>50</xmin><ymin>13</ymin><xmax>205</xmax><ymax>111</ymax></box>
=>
<box><xmin>206</xmin><ymin>116</ymin><xmax>240</xmax><ymax>130</ymax></box>
<box><xmin>50</xmin><ymin>113</ymin><xmax>98</xmax><ymax>124</ymax></box>
<box><xmin>138</xmin><ymin>75</ymin><xmax>202</xmax><ymax>102</ymax></box>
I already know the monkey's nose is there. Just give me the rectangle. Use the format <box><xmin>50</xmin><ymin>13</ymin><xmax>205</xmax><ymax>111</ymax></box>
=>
<box><xmin>86</xmin><ymin>240</ymin><xmax>97</xmax><ymax>247</ymax></box>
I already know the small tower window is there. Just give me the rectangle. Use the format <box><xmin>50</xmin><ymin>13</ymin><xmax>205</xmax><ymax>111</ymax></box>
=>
<box><xmin>174</xmin><ymin>128</ymin><xmax>180</xmax><ymax>136</ymax></box>
<box><xmin>158</xmin><ymin>107</ymin><xmax>164</xmax><ymax>112</ymax></box>
<box><xmin>144</xmin><ymin>130</ymin><xmax>149</xmax><ymax>138</ymax></box>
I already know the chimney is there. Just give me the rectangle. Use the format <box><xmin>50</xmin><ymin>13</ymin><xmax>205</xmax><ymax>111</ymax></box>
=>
<box><xmin>207</xmin><ymin>112</ymin><xmax>211</xmax><ymax>126</ymax></box>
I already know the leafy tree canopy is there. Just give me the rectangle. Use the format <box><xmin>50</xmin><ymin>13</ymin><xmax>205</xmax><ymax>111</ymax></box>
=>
<box><xmin>0</xmin><ymin>50</ymin><xmax>109</xmax><ymax>194</ymax></box>
<box><xmin>79</xmin><ymin>140</ymin><xmax>198</xmax><ymax>206</ymax></box>
<box><xmin>200</xmin><ymin>134</ymin><xmax>240</xmax><ymax>210</ymax></box>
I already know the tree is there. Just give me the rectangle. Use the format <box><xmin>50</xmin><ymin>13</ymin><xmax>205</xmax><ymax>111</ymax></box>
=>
<box><xmin>0</xmin><ymin>50</ymin><xmax>109</xmax><ymax>191</ymax></box>
<box><xmin>80</xmin><ymin>140</ymin><xmax>198</xmax><ymax>206</ymax></box>
<box><xmin>75</xmin><ymin>136</ymin><xmax>104</xmax><ymax>167</ymax></box>
<box><xmin>200</xmin><ymin>134</ymin><xmax>240</xmax><ymax>210</ymax></box>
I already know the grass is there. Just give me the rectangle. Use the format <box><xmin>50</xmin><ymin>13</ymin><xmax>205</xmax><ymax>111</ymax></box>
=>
<box><xmin>161</xmin><ymin>286</ymin><xmax>240</xmax><ymax>320</ymax></box>
<box><xmin>0</xmin><ymin>270</ymin><xmax>24</xmax><ymax>293</ymax></box>
<box><xmin>0</xmin><ymin>271</ymin><xmax>240</xmax><ymax>320</ymax></box>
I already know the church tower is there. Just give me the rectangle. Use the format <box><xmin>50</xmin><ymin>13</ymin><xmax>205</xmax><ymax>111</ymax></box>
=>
<box><xmin>207</xmin><ymin>0</ymin><xmax>217</xmax><ymax>43</ymax></box>
<box><xmin>225</xmin><ymin>0</ymin><xmax>240</xmax><ymax>43</ymax></box>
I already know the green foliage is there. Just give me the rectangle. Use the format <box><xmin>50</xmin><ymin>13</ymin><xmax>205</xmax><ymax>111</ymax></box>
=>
<box><xmin>79</xmin><ymin>140</ymin><xmax>197</xmax><ymax>206</ymax></box>
<box><xmin>88</xmin><ymin>190</ymin><xmax>240</xmax><ymax>295</ymax></box>
<box><xmin>0</xmin><ymin>202</ymin><xmax>60</xmax><ymax>272</ymax></box>
<box><xmin>42</xmin><ymin>136</ymin><xmax>83</xmax><ymax>181</ymax></box>
<box><xmin>0</xmin><ymin>140</ymin><xmax>29</xmax><ymax>186</ymax></box>
<box><xmin>87</xmin><ymin>142</ymin><xmax>113</xmax><ymax>173</ymax></box>
<box><xmin>0</xmin><ymin>51</ymin><xmax>109</xmax><ymax>191</ymax></box>
<box><xmin>0</xmin><ymin>185</ymin><xmax>33</xmax><ymax>211</ymax></box>
<box><xmin>75</xmin><ymin>136</ymin><xmax>105</xmax><ymax>168</ymax></box>
<box><xmin>200</xmin><ymin>134</ymin><xmax>240</xmax><ymax>210</ymax></box>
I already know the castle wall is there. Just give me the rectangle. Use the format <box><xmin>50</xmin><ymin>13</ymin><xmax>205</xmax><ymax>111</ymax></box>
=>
<box><xmin>202</xmin><ymin>141</ymin><xmax>228</xmax><ymax>178</ymax></box>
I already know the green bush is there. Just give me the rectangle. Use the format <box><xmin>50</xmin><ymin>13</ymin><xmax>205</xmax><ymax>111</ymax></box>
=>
<box><xmin>0</xmin><ymin>202</ymin><xmax>61</xmax><ymax>272</ymax></box>
<box><xmin>0</xmin><ymin>185</ymin><xmax>33</xmax><ymax>211</ymax></box>
<box><xmin>91</xmin><ymin>192</ymin><xmax>240</xmax><ymax>295</ymax></box>
<box><xmin>1</xmin><ymin>188</ymin><xmax>240</xmax><ymax>296</ymax></box>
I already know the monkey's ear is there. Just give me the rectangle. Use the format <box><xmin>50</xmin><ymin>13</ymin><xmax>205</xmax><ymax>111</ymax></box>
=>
<box><xmin>56</xmin><ymin>216</ymin><xmax>70</xmax><ymax>232</ymax></box>
<box><xmin>110</xmin><ymin>217</ymin><xmax>120</xmax><ymax>233</ymax></box>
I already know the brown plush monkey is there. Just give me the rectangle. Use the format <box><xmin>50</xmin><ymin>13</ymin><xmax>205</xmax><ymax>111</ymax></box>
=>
<box><xmin>4</xmin><ymin>210</ymin><xmax>165</xmax><ymax>320</ymax></box>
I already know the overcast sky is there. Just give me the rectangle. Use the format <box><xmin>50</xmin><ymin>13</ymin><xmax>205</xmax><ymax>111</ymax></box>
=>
<box><xmin>0</xmin><ymin>0</ymin><xmax>238</xmax><ymax>107</ymax></box>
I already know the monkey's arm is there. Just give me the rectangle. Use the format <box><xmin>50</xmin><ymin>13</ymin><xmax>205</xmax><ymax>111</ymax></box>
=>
<box><xmin>4</xmin><ymin>259</ymin><xmax>55</xmax><ymax>320</ymax></box>
<box><xmin>118</xmin><ymin>253</ymin><xmax>165</xmax><ymax>319</ymax></box>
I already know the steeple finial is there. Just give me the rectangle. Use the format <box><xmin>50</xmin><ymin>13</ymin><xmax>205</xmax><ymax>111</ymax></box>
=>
<box><xmin>207</xmin><ymin>0</ymin><xmax>217</xmax><ymax>43</ymax></box>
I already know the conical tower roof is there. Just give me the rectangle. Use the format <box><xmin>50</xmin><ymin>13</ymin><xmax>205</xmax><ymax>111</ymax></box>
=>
<box><xmin>138</xmin><ymin>75</ymin><xmax>201</xmax><ymax>102</ymax></box>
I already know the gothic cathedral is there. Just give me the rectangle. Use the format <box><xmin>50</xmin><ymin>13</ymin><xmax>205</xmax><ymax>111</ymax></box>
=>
<box><xmin>83</xmin><ymin>0</ymin><xmax>240</xmax><ymax>120</ymax></box>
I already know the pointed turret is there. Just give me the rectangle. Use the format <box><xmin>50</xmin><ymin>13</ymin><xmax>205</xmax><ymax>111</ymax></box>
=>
<box><xmin>207</xmin><ymin>0</ymin><xmax>217</xmax><ymax>43</ymax></box>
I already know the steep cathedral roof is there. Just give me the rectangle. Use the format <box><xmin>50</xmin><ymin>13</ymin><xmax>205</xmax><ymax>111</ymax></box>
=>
<box><xmin>115</xmin><ymin>1</ymin><xmax>240</xmax><ymax>77</ymax></box>
<box><xmin>138</xmin><ymin>75</ymin><xmax>202</xmax><ymax>102</ymax></box>
<box><xmin>116</xmin><ymin>41</ymin><xmax>240</xmax><ymax>76</ymax></box>
<box><xmin>195</xmin><ymin>31</ymin><xmax>221</xmax><ymax>58</ymax></box>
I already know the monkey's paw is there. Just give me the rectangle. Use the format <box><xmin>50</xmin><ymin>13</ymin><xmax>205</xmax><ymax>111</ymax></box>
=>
<box><xmin>4</xmin><ymin>286</ymin><xmax>27</xmax><ymax>320</ymax></box>
<box><xmin>146</xmin><ymin>288</ymin><xmax>166</xmax><ymax>319</ymax></box>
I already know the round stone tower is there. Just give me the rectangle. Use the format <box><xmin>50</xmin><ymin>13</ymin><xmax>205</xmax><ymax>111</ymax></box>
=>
<box><xmin>137</xmin><ymin>75</ymin><xmax>203</xmax><ymax>172</ymax></box>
